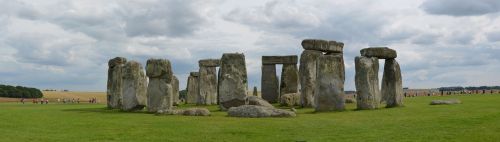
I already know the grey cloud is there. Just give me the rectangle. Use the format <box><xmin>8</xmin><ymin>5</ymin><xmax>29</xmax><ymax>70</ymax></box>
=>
<box><xmin>421</xmin><ymin>0</ymin><xmax>500</xmax><ymax>16</ymax></box>
<box><xmin>121</xmin><ymin>0</ymin><xmax>207</xmax><ymax>37</ymax></box>
<box><xmin>487</xmin><ymin>31</ymin><xmax>500</xmax><ymax>42</ymax></box>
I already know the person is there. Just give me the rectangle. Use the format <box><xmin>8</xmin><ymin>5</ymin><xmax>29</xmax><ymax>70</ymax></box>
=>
<box><xmin>20</xmin><ymin>98</ymin><xmax>25</xmax><ymax>104</ymax></box>
<box><xmin>45</xmin><ymin>99</ymin><xmax>49</xmax><ymax>104</ymax></box>
<box><xmin>57</xmin><ymin>98</ymin><xmax>60</xmax><ymax>103</ymax></box>
<box><xmin>77</xmin><ymin>98</ymin><xmax>80</xmax><ymax>104</ymax></box>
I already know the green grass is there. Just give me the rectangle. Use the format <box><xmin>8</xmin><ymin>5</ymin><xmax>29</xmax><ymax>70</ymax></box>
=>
<box><xmin>1</xmin><ymin>94</ymin><xmax>500</xmax><ymax>142</ymax></box>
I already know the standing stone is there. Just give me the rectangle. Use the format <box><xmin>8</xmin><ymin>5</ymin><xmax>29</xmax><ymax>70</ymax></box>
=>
<box><xmin>261</xmin><ymin>64</ymin><xmax>279</xmax><ymax>103</ymax></box>
<box><xmin>253</xmin><ymin>86</ymin><xmax>258</xmax><ymax>96</ymax></box>
<box><xmin>198</xmin><ymin>59</ymin><xmax>219</xmax><ymax>105</ymax></box>
<box><xmin>172</xmin><ymin>75</ymin><xmax>180</xmax><ymax>106</ymax></box>
<box><xmin>145</xmin><ymin>59</ymin><xmax>173</xmax><ymax>113</ymax></box>
<box><xmin>382</xmin><ymin>59</ymin><xmax>403</xmax><ymax>107</ymax></box>
<box><xmin>299</xmin><ymin>50</ymin><xmax>322</xmax><ymax>107</ymax></box>
<box><xmin>186</xmin><ymin>72</ymin><xmax>199</xmax><ymax>104</ymax></box>
<box><xmin>121</xmin><ymin>61</ymin><xmax>147</xmax><ymax>111</ymax></box>
<box><xmin>218</xmin><ymin>53</ymin><xmax>248</xmax><ymax>110</ymax></box>
<box><xmin>355</xmin><ymin>56</ymin><xmax>381</xmax><ymax>110</ymax></box>
<box><xmin>315</xmin><ymin>54</ymin><xmax>345</xmax><ymax>112</ymax></box>
<box><xmin>280</xmin><ymin>64</ymin><xmax>299</xmax><ymax>101</ymax></box>
<box><xmin>107</xmin><ymin>57</ymin><xmax>127</xmax><ymax>109</ymax></box>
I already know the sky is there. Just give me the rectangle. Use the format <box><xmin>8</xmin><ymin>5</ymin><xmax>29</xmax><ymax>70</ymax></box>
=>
<box><xmin>0</xmin><ymin>0</ymin><xmax>499</xmax><ymax>91</ymax></box>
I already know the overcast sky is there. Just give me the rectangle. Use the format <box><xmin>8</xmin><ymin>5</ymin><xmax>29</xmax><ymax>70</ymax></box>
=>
<box><xmin>0</xmin><ymin>0</ymin><xmax>499</xmax><ymax>91</ymax></box>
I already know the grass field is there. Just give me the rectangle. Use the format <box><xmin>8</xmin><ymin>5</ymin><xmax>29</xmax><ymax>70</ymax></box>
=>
<box><xmin>1</xmin><ymin>94</ymin><xmax>500</xmax><ymax>142</ymax></box>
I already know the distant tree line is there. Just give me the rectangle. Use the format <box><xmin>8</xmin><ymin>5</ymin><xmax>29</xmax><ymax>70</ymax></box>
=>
<box><xmin>0</xmin><ymin>84</ymin><xmax>43</xmax><ymax>98</ymax></box>
<box><xmin>439</xmin><ymin>86</ymin><xmax>500</xmax><ymax>91</ymax></box>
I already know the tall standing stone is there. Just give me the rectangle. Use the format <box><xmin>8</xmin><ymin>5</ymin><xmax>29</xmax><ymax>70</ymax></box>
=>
<box><xmin>261</xmin><ymin>64</ymin><xmax>279</xmax><ymax>103</ymax></box>
<box><xmin>107</xmin><ymin>57</ymin><xmax>127</xmax><ymax>109</ymax></box>
<box><xmin>146</xmin><ymin>59</ymin><xmax>173</xmax><ymax>113</ymax></box>
<box><xmin>253</xmin><ymin>86</ymin><xmax>258</xmax><ymax>96</ymax></box>
<box><xmin>121</xmin><ymin>61</ymin><xmax>147</xmax><ymax>111</ymax></box>
<box><xmin>186</xmin><ymin>72</ymin><xmax>199</xmax><ymax>104</ymax></box>
<box><xmin>315</xmin><ymin>54</ymin><xmax>345</xmax><ymax>112</ymax></box>
<box><xmin>280</xmin><ymin>64</ymin><xmax>299</xmax><ymax>101</ymax></box>
<box><xmin>355</xmin><ymin>56</ymin><xmax>381</xmax><ymax>110</ymax></box>
<box><xmin>218</xmin><ymin>53</ymin><xmax>248</xmax><ymax>110</ymax></box>
<box><xmin>382</xmin><ymin>59</ymin><xmax>403</xmax><ymax>107</ymax></box>
<box><xmin>299</xmin><ymin>50</ymin><xmax>322</xmax><ymax>107</ymax></box>
<box><xmin>198</xmin><ymin>59</ymin><xmax>220</xmax><ymax>105</ymax></box>
<box><xmin>172</xmin><ymin>75</ymin><xmax>180</xmax><ymax>106</ymax></box>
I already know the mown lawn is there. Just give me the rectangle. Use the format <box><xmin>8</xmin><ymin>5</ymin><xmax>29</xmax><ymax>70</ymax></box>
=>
<box><xmin>1</xmin><ymin>94</ymin><xmax>500</xmax><ymax>142</ymax></box>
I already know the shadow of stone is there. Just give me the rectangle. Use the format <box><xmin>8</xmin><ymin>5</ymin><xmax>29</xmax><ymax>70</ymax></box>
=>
<box><xmin>62</xmin><ymin>107</ymin><xmax>148</xmax><ymax>114</ymax></box>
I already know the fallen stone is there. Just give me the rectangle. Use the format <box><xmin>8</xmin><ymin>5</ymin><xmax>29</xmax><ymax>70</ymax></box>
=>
<box><xmin>262</xmin><ymin>56</ymin><xmax>298</xmax><ymax>65</ymax></box>
<box><xmin>430</xmin><ymin>99</ymin><xmax>461</xmax><ymax>105</ymax></box>
<box><xmin>301</xmin><ymin>39</ymin><xmax>344</xmax><ymax>53</ymax></box>
<box><xmin>345</xmin><ymin>98</ymin><xmax>356</xmax><ymax>103</ymax></box>
<box><xmin>261</xmin><ymin>64</ymin><xmax>279</xmax><ymax>103</ymax></box>
<box><xmin>355</xmin><ymin>56</ymin><xmax>381</xmax><ymax>110</ymax></box>
<box><xmin>280</xmin><ymin>93</ymin><xmax>300</xmax><ymax>107</ymax></box>
<box><xmin>381</xmin><ymin>59</ymin><xmax>403</xmax><ymax>107</ymax></box>
<box><xmin>315</xmin><ymin>54</ymin><xmax>345</xmax><ymax>112</ymax></box>
<box><xmin>246</xmin><ymin>96</ymin><xmax>274</xmax><ymax>108</ymax></box>
<box><xmin>199</xmin><ymin>59</ymin><xmax>220</xmax><ymax>67</ymax></box>
<box><xmin>218</xmin><ymin>53</ymin><xmax>248</xmax><ymax>110</ymax></box>
<box><xmin>121</xmin><ymin>61</ymin><xmax>147</xmax><ymax>111</ymax></box>
<box><xmin>227</xmin><ymin>105</ymin><xmax>296</xmax><ymax>118</ymax></box>
<box><xmin>360</xmin><ymin>47</ymin><xmax>397</xmax><ymax>59</ymax></box>
<box><xmin>157</xmin><ymin>108</ymin><xmax>211</xmax><ymax>116</ymax></box>
<box><xmin>107</xmin><ymin>57</ymin><xmax>127</xmax><ymax>109</ymax></box>
<box><xmin>299</xmin><ymin>50</ymin><xmax>322</xmax><ymax>107</ymax></box>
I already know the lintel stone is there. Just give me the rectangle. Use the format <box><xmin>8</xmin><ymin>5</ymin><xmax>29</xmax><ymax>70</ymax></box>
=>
<box><xmin>262</xmin><ymin>55</ymin><xmax>298</xmax><ymax>65</ymax></box>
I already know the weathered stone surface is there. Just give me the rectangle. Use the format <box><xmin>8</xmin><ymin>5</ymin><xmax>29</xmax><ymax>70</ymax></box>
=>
<box><xmin>146</xmin><ymin>58</ymin><xmax>173</xmax><ymax>80</ymax></box>
<box><xmin>280</xmin><ymin>64</ymin><xmax>299</xmax><ymax>101</ymax></box>
<box><xmin>280</xmin><ymin>93</ymin><xmax>300</xmax><ymax>107</ymax></box>
<box><xmin>121</xmin><ymin>61</ymin><xmax>147</xmax><ymax>111</ymax></box>
<box><xmin>108</xmin><ymin>57</ymin><xmax>127</xmax><ymax>68</ymax></box>
<box><xmin>172</xmin><ymin>75</ymin><xmax>180</xmax><ymax>106</ymax></box>
<box><xmin>146</xmin><ymin>59</ymin><xmax>174</xmax><ymax>113</ymax></box>
<box><xmin>430</xmin><ymin>99</ymin><xmax>461</xmax><ymax>105</ymax></box>
<box><xmin>262</xmin><ymin>56</ymin><xmax>298</xmax><ymax>65</ymax></box>
<box><xmin>301</xmin><ymin>39</ymin><xmax>344</xmax><ymax>53</ymax></box>
<box><xmin>253</xmin><ymin>86</ymin><xmax>258</xmax><ymax>96</ymax></box>
<box><xmin>299</xmin><ymin>50</ymin><xmax>322</xmax><ymax>107</ymax></box>
<box><xmin>381</xmin><ymin>59</ymin><xmax>404</xmax><ymax>108</ymax></box>
<box><xmin>355</xmin><ymin>56</ymin><xmax>381</xmax><ymax>110</ymax></box>
<box><xmin>199</xmin><ymin>59</ymin><xmax>220</xmax><ymax>67</ymax></box>
<box><xmin>186</xmin><ymin>72</ymin><xmax>199</xmax><ymax>104</ymax></box>
<box><xmin>245</xmin><ymin>96</ymin><xmax>274</xmax><ymax>108</ymax></box>
<box><xmin>315</xmin><ymin>54</ymin><xmax>345</xmax><ymax>112</ymax></box>
<box><xmin>360</xmin><ymin>47</ymin><xmax>397</xmax><ymax>59</ymax></box>
<box><xmin>218</xmin><ymin>53</ymin><xmax>248</xmax><ymax>110</ymax></box>
<box><xmin>107</xmin><ymin>57</ymin><xmax>127</xmax><ymax>109</ymax></box>
<box><xmin>198</xmin><ymin>66</ymin><xmax>217</xmax><ymax>105</ymax></box>
<box><xmin>261</xmin><ymin>64</ymin><xmax>279</xmax><ymax>103</ymax></box>
<box><xmin>345</xmin><ymin>98</ymin><xmax>356</xmax><ymax>103</ymax></box>
<box><xmin>157</xmin><ymin>108</ymin><xmax>211</xmax><ymax>116</ymax></box>
<box><xmin>190</xmin><ymin>72</ymin><xmax>199</xmax><ymax>77</ymax></box>
<box><xmin>227</xmin><ymin>105</ymin><xmax>296</xmax><ymax>118</ymax></box>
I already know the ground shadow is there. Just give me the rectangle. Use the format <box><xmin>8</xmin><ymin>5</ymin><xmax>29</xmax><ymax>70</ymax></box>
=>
<box><xmin>62</xmin><ymin>107</ymin><xmax>150</xmax><ymax>114</ymax></box>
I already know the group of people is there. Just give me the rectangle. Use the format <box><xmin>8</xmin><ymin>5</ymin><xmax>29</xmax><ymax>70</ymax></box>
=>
<box><xmin>19</xmin><ymin>98</ymin><xmax>49</xmax><ymax>104</ymax></box>
<box><xmin>19</xmin><ymin>98</ymin><xmax>99</xmax><ymax>104</ymax></box>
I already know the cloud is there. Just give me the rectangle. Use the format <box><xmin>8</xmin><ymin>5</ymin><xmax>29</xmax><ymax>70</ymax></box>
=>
<box><xmin>421</xmin><ymin>0</ymin><xmax>500</xmax><ymax>16</ymax></box>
